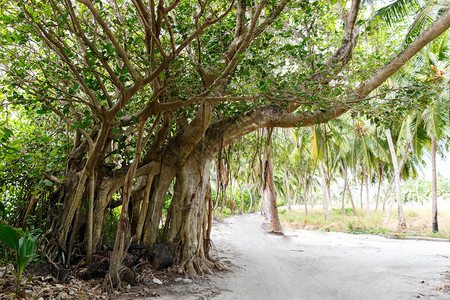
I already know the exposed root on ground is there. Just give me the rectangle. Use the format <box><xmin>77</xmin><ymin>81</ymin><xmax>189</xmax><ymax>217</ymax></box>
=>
<box><xmin>176</xmin><ymin>253</ymin><xmax>228</xmax><ymax>277</ymax></box>
<box><xmin>268</xmin><ymin>230</ymin><xmax>284</xmax><ymax>236</ymax></box>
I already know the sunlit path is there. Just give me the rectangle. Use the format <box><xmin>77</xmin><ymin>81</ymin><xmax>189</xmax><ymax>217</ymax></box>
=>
<box><xmin>210</xmin><ymin>214</ymin><xmax>449</xmax><ymax>300</ymax></box>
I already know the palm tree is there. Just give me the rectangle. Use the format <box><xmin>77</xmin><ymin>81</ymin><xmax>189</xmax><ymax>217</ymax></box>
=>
<box><xmin>385</xmin><ymin>128</ymin><xmax>407</xmax><ymax>227</ymax></box>
<box><xmin>367</xmin><ymin>0</ymin><xmax>449</xmax><ymax>230</ymax></box>
<box><xmin>398</xmin><ymin>31</ymin><xmax>450</xmax><ymax>232</ymax></box>
<box><xmin>350</xmin><ymin>117</ymin><xmax>381</xmax><ymax>216</ymax></box>
<box><xmin>382</xmin><ymin>114</ymin><xmax>418</xmax><ymax>225</ymax></box>
<box><xmin>325</xmin><ymin>118</ymin><xmax>358</xmax><ymax>215</ymax></box>
<box><xmin>291</xmin><ymin>127</ymin><xmax>316</xmax><ymax>215</ymax></box>
<box><xmin>311</xmin><ymin>125</ymin><xmax>331</xmax><ymax>220</ymax></box>
<box><xmin>273</xmin><ymin>129</ymin><xmax>298</xmax><ymax>212</ymax></box>
<box><xmin>415</xmin><ymin>39</ymin><xmax>449</xmax><ymax>232</ymax></box>
<box><xmin>263</xmin><ymin>128</ymin><xmax>283</xmax><ymax>233</ymax></box>
<box><xmin>369</xmin><ymin>0</ymin><xmax>450</xmax><ymax>48</ymax></box>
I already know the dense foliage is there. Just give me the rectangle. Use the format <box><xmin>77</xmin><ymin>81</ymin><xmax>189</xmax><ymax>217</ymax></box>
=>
<box><xmin>0</xmin><ymin>0</ymin><xmax>449</xmax><ymax>290</ymax></box>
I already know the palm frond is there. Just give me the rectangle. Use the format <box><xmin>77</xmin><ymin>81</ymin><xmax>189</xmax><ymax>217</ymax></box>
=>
<box><xmin>412</xmin><ymin>114</ymin><xmax>430</xmax><ymax>157</ymax></box>
<box><xmin>402</xmin><ymin>1</ymin><xmax>436</xmax><ymax>48</ymax></box>
<box><xmin>369</xmin><ymin>0</ymin><xmax>422</xmax><ymax>28</ymax></box>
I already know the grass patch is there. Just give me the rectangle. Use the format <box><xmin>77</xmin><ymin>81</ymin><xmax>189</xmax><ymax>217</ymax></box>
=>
<box><xmin>279</xmin><ymin>206</ymin><xmax>450</xmax><ymax>239</ymax></box>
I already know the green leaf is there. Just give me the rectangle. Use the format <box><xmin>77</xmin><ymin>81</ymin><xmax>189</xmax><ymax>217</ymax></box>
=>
<box><xmin>0</xmin><ymin>223</ymin><xmax>19</xmax><ymax>254</ymax></box>
<box><xmin>42</xmin><ymin>179</ymin><xmax>53</xmax><ymax>186</ymax></box>
<box><xmin>0</xmin><ymin>201</ymin><xmax>5</xmax><ymax>217</ymax></box>
<box><xmin>105</xmin><ymin>43</ymin><xmax>114</xmax><ymax>55</ymax></box>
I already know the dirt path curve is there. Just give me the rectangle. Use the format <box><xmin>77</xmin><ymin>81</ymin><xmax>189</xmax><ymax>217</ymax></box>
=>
<box><xmin>207</xmin><ymin>213</ymin><xmax>449</xmax><ymax>300</ymax></box>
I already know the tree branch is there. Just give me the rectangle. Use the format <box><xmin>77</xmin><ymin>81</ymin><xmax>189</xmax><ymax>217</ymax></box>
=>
<box><xmin>76</xmin><ymin>0</ymin><xmax>141</xmax><ymax>82</ymax></box>
<box><xmin>310</xmin><ymin>0</ymin><xmax>362</xmax><ymax>84</ymax></box>
<box><xmin>45</xmin><ymin>102</ymin><xmax>94</xmax><ymax>149</ymax></box>
<box><xmin>355</xmin><ymin>8</ymin><xmax>450</xmax><ymax>99</ymax></box>
<box><xmin>205</xmin><ymin>8</ymin><xmax>450</xmax><ymax>155</ymax></box>
<box><xmin>31</xmin><ymin>21</ymin><xmax>102</xmax><ymax>117</ymax></box>
<box><xmin>64</xmin><ymin>0</ymin><xmax>125</xmax><ymax>92</ymax></box>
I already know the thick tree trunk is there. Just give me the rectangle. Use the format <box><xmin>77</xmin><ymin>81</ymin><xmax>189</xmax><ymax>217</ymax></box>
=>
<box><xmin>106</xmin><ymin>122</ymin><xmax>147</xmax><ymax>290</ymax></box>
<box><xmin>431</xmin><ymin>136</ymin><xmax>438</xmax><ymax>232</ymax></box>
<box><xmin>92</xmin><ymin>180</ymin><xmax>114</xmax><ymax>251</ymax></box>
<box><xmin>141</xmin><ymin>167</ymin><xmax>177</xmax><ymax>248</ymax></box>
<box><xmin>133</xmin><ymin>170</ymin><xmax>157</xmax><ymax>243</ymax></box>
<box><xmin>46</xmin><ymin>121</ymin><xmax>113</xmax><ymax>263</ymax></box>
<box><xmin>46</xmin><ymin>169</ymin><xmax>87</xmax><ymax>262</ymax></box>
<box><xmin>165</xmin><ymin>156</ymin><xmax>217</xmax><ymax>275</ymax></box>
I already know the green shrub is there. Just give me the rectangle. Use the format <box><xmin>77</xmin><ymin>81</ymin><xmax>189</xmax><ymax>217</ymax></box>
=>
<box><xmin>0</xmin><ymin>223</ymin><xmax>38</xmax><ymax>295</ymax></box>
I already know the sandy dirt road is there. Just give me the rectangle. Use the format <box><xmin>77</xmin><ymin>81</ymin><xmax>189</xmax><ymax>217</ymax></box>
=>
<box><xmin>206</xmin><ymin>213</ymin><xmax>449</xmax><ymax>300</ymax></box>
<box><xmin>153</xmin><ymin>213</ymin><xmax>449</xmax><ymax>300</ymax></box>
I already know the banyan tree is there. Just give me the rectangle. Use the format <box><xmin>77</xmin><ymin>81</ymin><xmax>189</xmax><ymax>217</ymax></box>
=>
<box><xmin>1</xmin><ymin>0</ymin><xmax>449</xmax><ymax>289</ymax></box>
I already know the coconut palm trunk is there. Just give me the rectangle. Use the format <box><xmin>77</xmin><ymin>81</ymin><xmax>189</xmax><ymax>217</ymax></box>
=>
<box><xmin>263</xmin><ymin>128</ymin><xmax>282</xmax><ymax>233</ymax></box>
<box><xmin>385</xmin><ymin>129</ymin><xmax>406</xmax><ymax>228</ymax></box>
<box><xmin>284</xmin><ymin>167</ymin><xmax>292</xmax><ymax>212</ymax></box>
<box><xmin>303</xmin><ymin>174</ymin><xmax>308</xmax><ymax>215</ymax></box>
<box><xmin>365</xmin><ymin>171</ymin><xmax>370</xmax><ymax>217</ymax></box>
<box><xmin>318</xmin><ymin>161</ymin><xmax>330</xmax><ymax>220</ymax></box>
<box><xmin>340</xmin><ymin>160</ymin><xmax>356</xmax><ymax>215</ymax></box>
<box><xmin>341</xmin><ymin>179</ymin><xmax>347</xmax><ymax>215</ymax></box>
<box><xmin>375</xmin><ymin>163</ymin><xmax>382</xmax><ymax>211</ymax></box>
<box><xmin>431</xmin><ymin>136</ymin><xmax>439</xmax><ymax>232</ymax></box>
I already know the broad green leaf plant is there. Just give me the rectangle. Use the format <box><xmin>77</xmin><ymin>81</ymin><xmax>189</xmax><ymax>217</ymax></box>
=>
<box><xmin>0</xmin><ymin>223</ymin><xmax>38</xmax><ymax>294</ymax></box>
